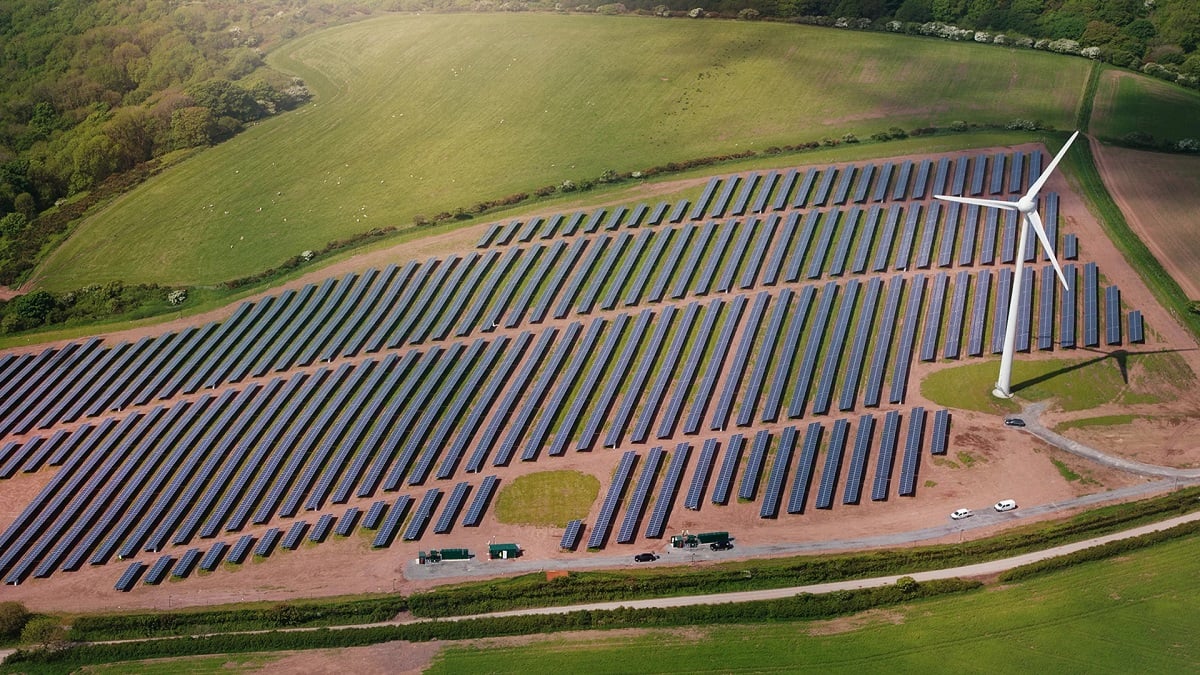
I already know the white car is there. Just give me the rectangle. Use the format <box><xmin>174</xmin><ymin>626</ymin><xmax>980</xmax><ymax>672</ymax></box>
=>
<box><xmin>950</xmin><ymin>508</ymin><xmax>973</xmax><ymax>520</ymax></box>
<box><xmin>994</xmin><ymin>499</ymin><xmax>1018</xmax><ymax>512</ymax></box>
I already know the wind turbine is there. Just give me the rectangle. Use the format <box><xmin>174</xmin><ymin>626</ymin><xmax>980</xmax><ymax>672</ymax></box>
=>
<box><xmin>936</xmin><ymin>131</ymin><xmax>1078</xmax><ymax>399</ymax></box>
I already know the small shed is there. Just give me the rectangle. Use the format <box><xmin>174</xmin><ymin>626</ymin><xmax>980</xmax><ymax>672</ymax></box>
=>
<box><xmin>488</xmin><ymin>543</ymin><xmax>521</xmax><ymax>560</ymax></box>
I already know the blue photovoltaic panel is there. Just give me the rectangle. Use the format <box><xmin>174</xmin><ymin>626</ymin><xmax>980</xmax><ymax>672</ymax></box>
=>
<box><xmin>528</xmin><ymin>238</ymin><xmax>587</xmax><ymax>324</ymax></box>
<box><xmin>560</xmin><ymin>519</ymin><xmax>584</xmax><ymax>550</ymax></box>
<box><xmin>617</xmin><ymin>447</ymin><xmax>664</xmax><ymax>543</ymax></box>
<box><xmin>931</xmin><ymin>157</ymin><xmax>950</xmax><ymax>195</ymax></box>
<box><xmin>761</xmin><ymin>287</ymin><xmax>813</xmax><ymax>423</ymax></box>
<box><xmin>1064</xmin><ymin>233</ymin><xmax>1078</xmax><ymax>260</ymax></box>
<box><xmin>648</xmin><ymin>202</ymin><xmax>669</xmax><ymax>225</ymax></box>
<box><xmin>578</xmin><ymin>311</ymin><xmax>649</xmax><ymax>451</ymax></box>
<box><xmin>760</xmin><ymin>426</ymin><xmax>796</xmax><ymax>518</ymax></box>
<box><xmin>310</xmin><ymin>514</ymin><xmax>336</xmax><ymax>543</ymax></box>
<box><xmin>577</xmin><ymin>234</ymin><xmax>629</xmax><ymax>313</ymax></box>
<box><xmin>914</xmin><ymin>203</ymin><xmax>938</xmax><ymax>269</ymax></box>
<box><xmin>646</xmin><ymin>443</ymin><xmax>691</xmax><ymax>537</ymax></box>
<box><xmin>693</xmin><ymin>220</ymin><xmax>734</xmax><ymax>295</ymax></box>
<box><xmin>522</xmin><ymin>319</ymin><xmax>601</xmax><ymax>459</ymax></box>
<box><xmin>811</xmin><ymin>167</ymin><xmax>837</xmax><ymax>206</ymax></box>
<box><xmin>771</xmin><ymin>169</ymin><xmax>798</xmax><ymax>211</ymax></box>
<box><xmin>493</xmin><ymin>325</ymin><xmax>577</xmax><ymax>465</ymax></box>
<box><xmin>628</xmin><ymin>203</ymin><xmax>648</xmax><ymax>227</ymax></box>
<box><xmin>838</xmin><ymin>277</ymin><xmax>882</xmax><ymax>411</ymax></box>
<box><xmin>601</xmin><ymin>230</ymin><xmax>651</xmax><ymax>309</ymax></box>
<box><xmin>691</xmin><ymin>177</ymin><xmax>721</xmax><ymax>220</ymax></box>
<box><xmin>786</xmin><ymin>422</ymin><xmax>822</xmax><ymax>514</ymax></box>
<box><xmin>958</xmin><ymin>204</ymin><xmax>978</xmax><ymax>266</ymax></box>
<box><xmin>892</xmin><ymin>160</ymin><xmax>913</xmax><ymax>201</ymax></box>
<box><xmin>969</xmin><ymin>154</ymin><xmax>987</xmax><ymax>195</ymax></box>
<box><xmin>1017</xmin><ymin>268</ymin><xmax>1035</xmax><ymax>352</ymax></box>
<box><xmin>1061</xmin><ymin>264</ymin><xmax>1077</xmax><ymax>348</ymax></box>
<box><xmin>561</xmin><ymin>211</ymin><xmax>585</xmax><ymax>236</ymax></box>
<box><xmin>893</xmin><ymin>205</ymin><xmax>920</xmax><ymax>270</ymax></box>
<box><xmin>683</xmin><ymin>296</ymin><xmax>744</xmax><ymax>434</ymax></box>
<box><xmin>937</xmin><ymin>202</ymin><xmax>957</xmax><ymax>268</ymax></box>
<box><xmin>751</xmin><ymin>171</ymin><xmax>778</xmax><ymax>213</ymax></box>
<box><xmin>1000</xmin><ymin>210</ymin><xmax>1018</xmax><ymax>264</ymax></box>
<box><xmin>715</xmin><ymin>218</ymin><xmax>753</xmax><ymax>292</ymax></box>
<box><xmin>850</xmin><ymin>205</ymin><xmax>880</xmax><ymax>274</ymax></box>
<box><xmin>761</xmin><ymin>212</ymin><xmax>798</xmax><ymax>285</ymax></box>
<box><xmin>872</xmin><ymin>163</ymin><xmax>893</xmax><ymax>202</ymax></box>
<box><xmin>852</xmin><ymin>164</ymin><xmax>874</xmax><ymax>203</ymax></box>
<box><xmin>980</xmin><ymin>209</ymin><xmax>999</xmax><ymax>265</ymax></box>
<box><xmin>843</xmin><ymin>414</ymin><xmax>874</xmax><ymax>504</ymax></box>
<box><xmin>992</xmin><ymin>268</ymin><xmax>1013</xmax><ymax>354</ymax></box>
<box><xmin>812</xmin><ymin>279</ymin><xmax>859</xmax><ymax>416</ymax></box>
<box><xmin>827</xmin><ymin>207</ymin><xmax>859</xmax><ymax>276</ymax></box>
<box><xmin>646</xmin><ymin>225</ymin><xmax>694</xmax><ymax>303</ymax></box>
<box><xmin>919</xmin><ymin>273</ymin><xmax>947</xmax><ymax>362</ymax></box>
<box><xmin>582</xmin><ymin>209</ymin><xmax>606</xmax><ymax>233</ymax></box>
<box><xmin>143</xmin><ymin>555</ymin><xmax>174</xmax><ymax>585</ymax></box>
<box><xmin>943</xmin><ymin>270</ymin><xmax>970</xmax><ymax>360</ymax></box>
<box><xmin>495</xmin><ymin>219</ymin><xmax>522</xmax><ymax>246</ymax></box>
<box><xmin>434</xmin><ymin>482</ymin><xmax>471</xmax><ymax>534</ymax></box>
<box><xmin>990</xmin><ymin>152</ymin><xmax>1006</xmax><ymax>194</ymax></box>
<box><xmin>335</xmin><ymin>508</ymin><xmax>360</xmax><ymax>538</ymax></box>
<box><xmin>870</xmin><ymin>411</ymin><xmax>901</xmax><ymax>501</ymax></box>
<box><xmin>930</xmin><ymin>409</ymin><xmax>951</xmax><ymax>456</ymax></box>
<box><xmin>832</xmin><ymin>165</ymin><xmax>856</xmax><ymax>205</ymax></box>
<box><xmin>911</xmin><ymin>159</ymin><xmax>931</xmax><ymax>199</ymax></box>
<box><xmin>540</xmin><ymin>213</ymin><xmax>563</xmax><ymax>239</ymax></box>
<box><xmin>1084</xmin><ymin>262</ymin><xmax>1100</xmax><ymax>347</ymax></box>
<box><xmin>552</xmin><ymin>236</ymin><xmax>609</xmax><ymax>319</ymax></box>
<box><xmin>115</xmin><ymin>562</ymin><xmax>146</xmax><ymax>591</ymax></box>
<box><xmin>506</xmin><ymin>242</ymin><xmax>565</xmax><ymax>326</ymax></box>
<box><xmin>624</xmin><ymin>229</ymin><xmax>672</xmax><ymax>306</ymax></box>
<box><xmin>1038</xmin><ymin>265</ymin><xmax>1057</xmax><ymax>350</ymax></box>
<box><xmin>362</xmin><ymin>501</ymin><xmax>388</xmax><ymax>530</ymax></box>
<box><xmin>1105</xmin><ymin>285</ymin><xmax>1122</xmax><ymax>345</ymax></box>
<box><xmin>403</xmin><ymin>488</ymin><xmax>441</xmax><ymax>541</ymax></box>
<box><xmin>872</xmin><ymin>205</ymin><xmax>901</xmax><ymax>272</ymax></box>
<box><xmin>738</xmin><ymin>430</ymin><xmax>770</xmax><ymax>501</ymax></box>
<box><xmin>709</xmin><ymin>176</ymin><xmax>739</xmax><ymax>217</ymax></box>
<box><xmin>683</xmin><ymin>440</ymin><xmax>715</xmax><ymax>511</ymax></box>
<box><xmin>1009</xmin><ymin>151</ymin><xmax>1025</xmax><ymax>193</ymax></box>
<box><xmin>227</xmin><ymin>534</ymin><xmax>256</xmax><ymax>564</ymax></box>
<box><xmin>711</xmin><ymin>433</ymin><xmax>744</xmax><ymax>505</ymax></box>
<box><xmin>255</xmin><ymin>528</ymin><xmax>282</xmax><ymax>557</ymax></box>
<box><xmin>815</xmin><ymin>418</ymin><xmax>849</xmax><ymax>509</ymax></box>
<box><xmin>588</xmin><ymin>451</ymin><xmax>637</xmax><ymax>549</ymax></box>
<box><xmin>199</xmin><ymin>542</ymin><xmax>228</xmax><ymax>572</ymax></box>
<box><xmin>712</xmin><ymin>293</ymin><xmax>767</xmax><ymax>430</ymax></box>
<box><xmin>805</xmin><ymin>209</ymin><xmax>839</xmax><ymax>279</ymax></box>
<box><xmin>281</xmin><ymin>521</ymin><xmax>309</xmax><ymax>550</ymax></box>
<box><xmin>604</xmin><ymin>307</ymin><xmax>675</xmax><ymax>448</ymax></box>
<box><xmin>604</xmin><ymin>206</ymin><xmax>627</xmax><ymax>231</ymax></box>
<box><xmin>898</xmin><ymin>407</ymin><xmax>926</xmax><ymax>496</ymax></box>
<box><xmin>967</xmin><ymin>269</ymin><xmax>992</xmax><ymax>356</ymax></box>
<box><xmin>633</xmin><ymin>303</ymin><xmax>699</xmax><ymax>443</ymax></box>
<box><xmin>792</xmin><ymin>168</ymin><xmax>819</xmax><ymax>208</ymax></box>
<box><xmin>786</xmin><ymin>282</ymin><xmax>836</xmax><ymax>418</ymax></box>
<box><xmin>739</xmin><ymin>215</ymin><xmax>776</xmax><ymax>289</ymax></box>
<box><xmin>463</xmin><ymin>475</ymin><xmax>498</xmax><ymax>527</ymax></box>
<box><xmin>864</xmin><ymin>276</ymin><xmax>904</xmax><ymax>408</ymax></box>
<box><xmin>668</xmin><ymin>200</ymin><xmax>690</xmax><ymax>223</ymax></box>
<box><xmin>785</xmin><ymin>209</ymin><xmax>820</xmax><ymax>279</ymax></box>
<box><xmin>1128</xmin><ymin>310</ymin><xmax>1144</xmax><ymax>343</ymax></box>
<box><xmin>172</xmin><ymin>548</ymin><xmax>202</xmax><ymax>578</ymax></box>
<box><xmin>372</xmin><ymin>495</ymin><xmax>413</xmax><ymax>547</ymax></box>
<box><xmin>672</xmin><ymin>220</ymin><xmax>716</xmax><ymax>298</ymax></box>
<box><xmin>477</xmin><ymin>222</ymin><xmax>502</xmax><ymax>248</ymax></box>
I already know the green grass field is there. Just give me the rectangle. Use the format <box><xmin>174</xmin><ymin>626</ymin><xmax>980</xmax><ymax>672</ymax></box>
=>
<box><xmin>428</xmin><ymin>532</ymin><xmax>1200</xmax><ymax>672</ymax></box>
<box><xmin>494</xmin><ymin>470</ymin><xmax>599</xmax><ymax>527</ymax></box>
<box><xmin>37</xmin><ymin>13</ymin><xmax>1093</xmax><ymax>290</ymax></box>
<box><xmin>1091</xmin><ymin>67</ymin><xmax>1200</xmax><ymax>142</ymax></box>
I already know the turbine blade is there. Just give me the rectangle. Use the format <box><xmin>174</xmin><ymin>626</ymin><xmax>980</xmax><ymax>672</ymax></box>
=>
<box><xmin>1025</xmin><ymin>130</ymin><xmax>1080</xmax><ymax>199</ymax></box>
<box><xmin>934</xmin><ymin>195</ymin><xmax>1018</xmax><ymax>210</ymax></box>
<box><xmin>1028</xmin><ymin>210</ymin><xmax>1069</xmax><ymax>290</ymax></box>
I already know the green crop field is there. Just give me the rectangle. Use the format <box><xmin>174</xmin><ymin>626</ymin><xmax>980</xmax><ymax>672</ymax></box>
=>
<box><xmin>428</xmin><ymin>532</ymin><xmax>1200</xmax><ymax>672</ymax></box>
<box><xmin>37</xmin><ymin>13</ymin><xmax>1094</xmax><ymax>290</ymax></box>
<box><xmin>1091</xmin><ymin>67</ymin><xmax>1200</xmax><ymax>143</ymax></box>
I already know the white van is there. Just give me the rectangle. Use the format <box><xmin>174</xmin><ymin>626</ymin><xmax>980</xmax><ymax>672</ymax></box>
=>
<box><xmin>994</xmin><ymin>499</ymin><xmax>1017</xmax><ymax>512</ymax></box>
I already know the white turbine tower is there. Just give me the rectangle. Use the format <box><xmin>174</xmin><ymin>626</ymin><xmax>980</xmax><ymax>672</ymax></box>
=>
<box><xmin>935</xmin><ymin>131</ymin><xmax>1079</xmax><ymax>399</ymax></box>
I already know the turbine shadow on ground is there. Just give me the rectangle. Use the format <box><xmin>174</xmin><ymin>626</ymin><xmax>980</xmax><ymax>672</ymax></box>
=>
<box><xmin>1010</xmin><ymin>347</ymin><xmax>1195</xmax><ymax>392</ymax></box>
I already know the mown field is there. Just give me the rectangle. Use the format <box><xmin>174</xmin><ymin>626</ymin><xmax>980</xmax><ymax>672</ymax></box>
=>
<box><xmin>1091</xmin><ymin>68</ymin><xmax>1200</xmax><ymax>143</ymax></box>
<box><xmin>37</xmin><ymin>13</ymin><xmax>1094</xmax><ymax>290</ymax></box>
<box><xmin>427</xmin><ymin>532</ymin><xmax>1200</xmax><ymax>673</ymax></box>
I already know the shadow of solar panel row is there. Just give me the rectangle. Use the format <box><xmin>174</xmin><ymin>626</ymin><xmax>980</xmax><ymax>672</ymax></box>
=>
<box><xmin>645</xmin><ymin>443</ymin><xmax>691</xmax><ymax>538</ymax></box>
<box><xmin>814</xmin><ymin>418</ymin><xmax>850</xmax><ymax>509</ymax></box>
<box><xmin>684</xmin><ymin>438</ymin><xmax>717</xmax><ymax>510</ymax></box>
<box><xmin>587</xmin><ymin>451</ymin><xmax>637</xmax><ymax>549</ymax></box>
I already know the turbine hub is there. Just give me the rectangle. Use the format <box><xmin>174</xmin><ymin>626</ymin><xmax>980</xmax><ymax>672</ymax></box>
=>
<box><xmin>1016</xmin><ymin>197</ymin><xmax>1035</xmax><ymax>213</ymax></box>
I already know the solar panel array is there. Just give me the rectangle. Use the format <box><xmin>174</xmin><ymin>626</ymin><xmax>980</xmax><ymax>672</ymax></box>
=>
<box><xmin>0</xmin><ymin>148</ymin><xmax>1152</xmax><ymax>588</ymax></box>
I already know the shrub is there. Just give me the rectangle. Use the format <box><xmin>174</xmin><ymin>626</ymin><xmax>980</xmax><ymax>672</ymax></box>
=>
<box><xmin>20</xmin><ymin>616</ymin><xmax>67</xmax><ymax>650</ymax></box>
<box><xmin>0</xmin><ymin>601</ymin><xmax>31</xmax><ymax>641</ymax></box>
<box><xmin>841</xmin><ymin>132</ymin><xmax>859</xmax><ymax>143</ymax></box>
<box><xmin>167</xmin><ymin>289</ymin><xmax>187</xmax><ymax>306</ymax></box>
<box><xmin>949</xmin><ymin>120</ymin><xmax>968</xmax><ymax>132</ymax></box>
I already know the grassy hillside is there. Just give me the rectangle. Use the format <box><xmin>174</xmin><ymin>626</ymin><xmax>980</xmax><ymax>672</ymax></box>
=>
<box><xmin>36</xmin><ymin>13</ymin><xmax>1092</xmax><ymax>290</ymax></box>
<box><xmin>1091</xmin><ymin>68</ymin><xmax>1200</xmax><ymax>143</ymax></box>
<box><xmin>429</xmin><ymin>532</ymin><xmax>1200</xmax><ymax>672</ymax></box>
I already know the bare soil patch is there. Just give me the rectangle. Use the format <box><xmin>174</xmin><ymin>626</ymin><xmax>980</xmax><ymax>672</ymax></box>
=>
<box><xmin>808</xmin><ymin>608</ymin><xmax>906</xmax><ymax>636</ymax></box>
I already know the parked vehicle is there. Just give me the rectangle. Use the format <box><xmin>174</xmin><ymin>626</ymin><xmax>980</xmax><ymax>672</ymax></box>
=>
<box><xmin>709</xmin><ymin>539</ymin><xmax>734</xmax><ymax>551</ymax></box>
<box><xmin>994</xmin><ymin>499</ymin><xmax>1018</xmax><ymax>512</ymax></box>
<box><xmin>950</xmin><ymin>508</ymin><xmax>973</xmax><ymax>520</ymax></box>
<box><xmin>633</xmin><ymin>552</ymin><xmax>659</xmax><ymax>563</ymax></box>
<box><xmin>1003</xmin><ymin>418</ymin><xmax>1026</xmax><ymax>427</ymax></box>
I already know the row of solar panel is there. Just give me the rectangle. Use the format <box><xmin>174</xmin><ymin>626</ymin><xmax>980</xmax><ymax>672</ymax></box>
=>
<box><xmin>476</xmin><ymin>151</ymin><xmax>1047</xmax><ymax>249</ymax></box>
<box><xmin>0</xmin><ymin>190</ymin><xmax>1078</xmax><ymax>440</ymax></box>
<box><xmin>564</xmin><ymin>409</ymin><xmax>949</xmax><ymax>549</ymax></box>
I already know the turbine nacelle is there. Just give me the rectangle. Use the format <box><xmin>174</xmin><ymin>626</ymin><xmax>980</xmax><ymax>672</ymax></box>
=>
<box><xmin>1016</xmin><ymin>197</ymin><xmax>1036</xmax><ymax>213</ymax></box>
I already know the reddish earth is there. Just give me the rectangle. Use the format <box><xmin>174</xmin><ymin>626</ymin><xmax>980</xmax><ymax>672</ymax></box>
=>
<box><xmin>1</xmin><ymin>140</ymin><xmax>1196</xmax><ymax>616</ymax></box>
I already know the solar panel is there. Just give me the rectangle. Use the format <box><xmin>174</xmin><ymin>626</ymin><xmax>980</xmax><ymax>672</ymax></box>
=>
<box><xmin>999</xmin><ymin>210</ymin><xmax>1018</xmax><ymax>264</ymax></box>
<box><xmin>605</xmin><ymin>306</ymin><xmax>675</xmax><ymax>448</ymax></box>
<box><xmin>587</xmin><ymin>451</ymin><xmax>637</xmax><ymax>549</ymax></box>
<box><xmin>403</xmin><ymin>488</ymin><xmax>441</xmax><ymax>541</ymax></box>
<box><xmin>506</xmin><ymin>242</ymin><xmax>565</xmax><ymax>326</ymax></box>
<box><xmin>849</xmin><ymin>205</ymin><xmax>880</xmax><ymax>275</ymax></box>
<box><xmin>760</xmin><ymin>426</ymin><xmax>796</xmax><ymax>518</ymax></box>
<box><xmin>115</xmin><ymin>561</ymin><xmax>146</xmax><ymax>591</ymax></box>
<box><xmin>577</xmin><ymin>233</ymin><xmax>629</xmax><ymax>313</ymax></box>
<box><xmin>658</xmin><ymin>299</ymin><xmax>723</xmax><ymax>438</ymax></box>
<box><xmin>335</xmin><ymin>508</ymin><xmax>361</xmax><ymax>538</ymax></box>
<box><xmin>582</xmin><ymin>208</ymin><xmax>606</xmax><ymax>233</ymax></box>
<box><xmin>852</xmin><ymin>164</ymin><xmax>874</xmax><ymax>203</ymax></box>
<box><xmin>892</xmin><ymin>160</ymin><xmax>913</xmax><ymax>201</ymax></box>
<box><xmin>792</xmin><ymin>168</ymin><xmax>818</xmax><ymax>208</ymax></box>
<box><xmin>712</xmin><ymin>292</ymin><xmax>767</xmax><ymax>430</ymax></box>
<box><xmin>562</xmin><ymin>211</ymin><xmax>585</xmax><ymax>236</ymax></box>
<box><xmin>989</xmin><ymin>152</ymin><xmax>1006</xmax><ymax>194</ymax></box>
<box><xmin>141</xmin><ymin>554</ymin><xmax>174</xmax><ymax>586</ymax></box>
<box><xmin>812</xmin><ymin>279</ymin><xmax>859</xmax><ymax>415</ymax></box>
<box><xmin>478</xmin><ymin>223</ymin><xmax>502</xmax><ymax>248</ymax></box>
<box><xmin>1017</xmin><ymin>268</ymin><xmax>1035</xmax><ymax>352</ymax></box>
<box><xmin>911</xmin><ymin>159</ymin><xmax>931</xmax><ymax>199</ymax></box>
<box><xmin>913</xmin><ymin>202</ymin><xmax>939</xmax><ymax>269</ymax></box>
<box><xmin>930</xmin><ymin>409</ymin><xmax>951</xmax><ymax>456</ymax></box>
<box><xmin>682</xmin><ymin>438</ymin><xmax>717</xmax><ymax>510</ymax></box>
<box><xmin>842</xmin><ymin>414</ymin><xmax>875</xmax><ymax>504</ymax></box>
<box><xmin>1104</xmin><ymin>285</ymin><xmax>1122</xmax><ymax>345</ymax></box>
<box><xmin>871</xmin><ymin>206</ymin><xmax>901</xmax><ymax>272</ymax></box>
<box><xmin>372</xmin><ymin>495</ymin><xmax>413</xmax><ymax>547</ymax></box>
<box><xmin>579</xmin><ymin>311</ymin><xmax>651</xmax><ymax>451</ymax></box>
<box><xmin>969</xmin><ymin>154</ymin><xmax>987</xmax><ymax>195</ymax></box>
<box><xmin>864</xmin><ymin>276</ymin><xmax>904</xmax><ymax>408</ymax></box>
<box><xmin>714</xmin><ymin>218</ymin><xmax>752</xmax><ymax>293</ymax></box>
<box><xmin>1128</xmin><ymin>310</ymin><xmax>1145</xmax><ymax>344</ymax></box>
<box><xmin>761</xmin><ymin>212</ymin><xmax>798</xmax><ymax>285</ymax></box>
<box><xmin>172</xmin><ymin>548</ymin><xmax>202</xmax><ymax>578</ymax></box>
<box><xmin>632</xmin><ymin>302</ymin><xmax>699</xmax><ymax>443</ymax></box>
<box><xmin>672</xmin><ymin>220</ymin><xmax>716</xmax><ymax>298</ymax></box>
<box><xmin>738</xmin><ymin>429</ymin><xmax>770</xmax><ymax>500</ymax></box>
<box><xmin>604</xmin><ymin>207</ymin><xmax>627</xmax><ymax>231</ymax></box>
<box><xmin>771</xmin><ymin>169</ymin><xmax>798</xmax><ymax>210</ymax></box>
<box><xmin>528</xmin><ymin>237</ymin><xmax>587</xmax><ymax>324</ymax></box>
<box><xmin>710</xmin><ymin>176</ymin><xmax>740</xmax><ymax>217</ymax></box>
<box><xmin>434</xmin><ymin>482</ymin><xmax>471</xmax><ymax>534</ymax></box>
<box><xmin>967</xmin><ymin>270</ymin><xmax>992</xmax><ymax>357</ymax></box>
<box><xmin>814</xmin><ymin>418</ymin><xmax>849</xmax><ymax>509</ymax></box>
<box><xmin>254</xmin><ymin>528</ymin><xmax>282</xmax><ymax>558</ymax></box>
<box><xmin>601</xmin><ymin>230</ymin><xmax>651</xmax><ymax>309</ymax></box>
<box><xmin>710</xmin><ymin>434</ymin><xmax>744</xmax><ymax>505</ymax></box>
<box><xmin>1061</xmin><ymin>264</ymin><xmax>1078</xmax><ymax>348</ymax></box>
<box><xmin>787</xmin><ymin>282</ymin><xmax>836</xmax><ymax>418</ymax></box>
<box><xmin>957</xmin><ymin>204</ymin><xmax>978</xmax><ymax>267</ymax></box>
<box><xmin>931</xmin><ymin>157</ymin><xmax>950</xmax><ymax>195</ymax></box>
<box><xmin>751</xmin><ymin>171</ymin><xmax>778</xmax><ymax>213</ymax></box>
<box><xmin>691</xmin><ymin>177</ymin><xmax>721</xmax><ymax>220</ymax></box>
<box><xmin>520</xmin><ymin>319</ymin><xmax>599</xmax><ymax>459</ymax></box>
<box><xmin>936</xmin><ymin>202</ymin><xmax>958</xmax><ymax>268</ymax></box>
<box><xmin>739</xmin><ymin>214</ymin><xmax>776</xmax><ymax>288</ymax></box>
<box><xmin>647</xmin><ymin>225</ymin><xmax>694</xmax><ymax>302</ymax></box>
<box><xmin>943</xmin><ymin>270</ymin><xmax>970</xmax><ymax>360</ymax></box>
<box><xmin>628</xmin><ymin>203</ymin><xmax>648</xmax><ymax>227</ymax></box>
<box><xmin>786</xmin><ymin>422</ymin><xmax>822</xmax><ymax>514</ymax></box>
<box><xmin>199</xmin><ymin>541</ymin><xmax>229</xmax><ymax>572</ymax></box>
<box><xmin>684</xmin><ymin>296</ymin><xmax>745</xmax><ymax>434</ymax></box>
<box><xmin>227</xmin><ymin>534</ymin><xmax>256</xmax><ymax>564</ymax></box>
<box><xmin>550</xmin><ymin>237</ymin><xmax>611</xmax><ymax>320</ymax></box>
<box><xmin>898</xmin><ymin>407</ymin><xmax>926</xmax><ymax>496</ymax></box>
<box><xmin>1010</xmin><ymin>151</ymin><xmax>1026</xmax><ymax>193</ymax></box>
<box><xmin>833</xmin><ymin>164</ymin><xmax>856</xmax><ymax>204</ymax></box>
<box><xmin>919</xmin><ymin>273</ymin><xmax>947</xmax><ymax>362</ymax></box>
<box><xmin>992</xmin><ymin>268</ymin><xmax>1012</xmax><ymax>353</ymax></box>
<box><xmin>870</xmin><ymin>410</ymin><xmax>901</xmax><ymax>501</ymax></box>
<box><xmin>495</xmin><ymin>219</ymin><xmax>522</xmax><ymax>246</ymax></box>
<box><xmin>827</xmin><ymin>207</ymin><xmax>860</xmax><ymax>276</ymax></box>
<box><xmin>668</xmin><ymin>199</ymin><xmax>690</xmax><ymax>223</ymax></box>
<box><xmin>893</xmin><ymin>205</ymin><xmax>921</xmax><ymax>271</ymax></box>
<box><xmin>783</xmin><ymin>211</ymin><xmax>820</xmax><ymax>283</ymax></box>
<box><xmin>362</xmin><ymin>501</ymin><xmax>388</xmax><ymax>530</ymax></box>
<box><xmin>616</xmin><ymin>447</ymin><xmax>663</xmax><ymax>543</ymax></box>
<box><xmin>646</xmin><ymin>443</ymin><xmax>692</xmax><ymax>538</ymax></box>
<box><xmin>648</xmin><ymin>202</ymin><xmax>669</xmax><ymax>225</ymax></box>
<box><xmin>811</xmin><ymin>166</ymin><xmax>837</xmax><ymax>206</ymax></box>
<box><xmin>805</xmin><ymin>209</ymin><xmax>840</xmax><ymax>279</ymax></box>
<box><xmin>310</xmin><ymin>514</ymin><xmax>336</xmax><ymax>543</ymax></box>
<box><xmin>281</xmin><ymin>521</ymin><xmax>309</xmax><ymax>550</ymax></box>
<box><xmin>1064</xmin><ymin>233</ymin><xmax>1079</xmax><ymax>260</ymax></box>
<box><xmin>560</xmin><ymin>519</ymin><xmax>584</xmax><ymax>550</ymax></box>
<box><xmin>624</xmin><ymin>228</ymin><xmax>672</xmax><ymax>306</ymax></box>
<box><xmin>488</xmin><ymin>327</ymin><xmax>568</xmax><ymax>466</ymax></box>
<box><xmin>762</xmin><ymin>286</ymin><xmax>814</xmax><ymax>423</ymax></box>
<box><xmin>872</xmin><ymin>163</ymin><xmax>893</xmax><ymax>202</ymax></box>
<box><xmin>838</xmin><ymin>278</ymin><xmax>882</xmax><ymax>412</ymax></box>
<box><xmin>463</xmin><ymin>475</ymin><xmax>499</xmax><ymax>527</ymax></box>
